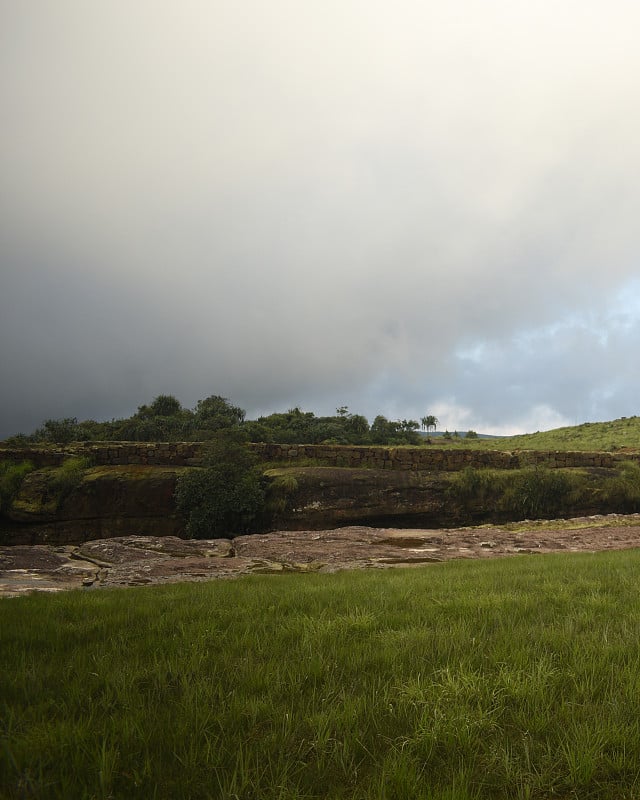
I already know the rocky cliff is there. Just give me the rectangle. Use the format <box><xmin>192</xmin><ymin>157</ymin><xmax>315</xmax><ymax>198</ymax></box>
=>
<box><xmin>0</xmin><ymin>443</ymin><xmax>634</xmax><ymax>545</ymax></box>
<box><xmin>1</xmin><ymin>465</ymin><xmax>186</xmax><ymax>545</ymax></box>
<box><xmin>267</xmin><ymin>466</ymin><xmax>453</xmax><ymax>529</ymax></box>
<box><xmin>1</xmin><ymin>461</ymin><xmax>458</xmax><ymax>545</ymax></box>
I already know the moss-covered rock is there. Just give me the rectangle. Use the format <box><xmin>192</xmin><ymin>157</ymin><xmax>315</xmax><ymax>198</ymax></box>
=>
<box><xmin>3</xmin><ymin>465</ymin><xmax>187</xmax><ymax>544</ymax></box>
<box><xmin>264</xmin><ymin>466</ymin><xmax>454</xmax><ymax>529</ymax></box>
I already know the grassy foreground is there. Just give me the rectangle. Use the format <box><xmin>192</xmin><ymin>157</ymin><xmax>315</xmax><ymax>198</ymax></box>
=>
<box><xmin>3</xmin><ymin>554</ymin><xmax>640</xmax><ymax>799</ymax></box>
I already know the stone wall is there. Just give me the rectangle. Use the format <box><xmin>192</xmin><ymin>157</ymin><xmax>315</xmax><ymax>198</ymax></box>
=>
<box><xmin>0</xmin><ymin>443</ymin><xmax>203</xmax><ymax>468</ymax></box>
<box><xmin>1</xmin><ymin>442</ymin><xmax>638</xmax><ymax>471</ymax></box>
<box><xmin>251</xmin><ymin>443</ymin><xmax>637</xmax><ymax>470</ymax></box>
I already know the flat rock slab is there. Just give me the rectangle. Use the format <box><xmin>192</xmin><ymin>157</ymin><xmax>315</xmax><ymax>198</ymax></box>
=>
<box><xmin>0</xmin><ymin>545</ymin><xmax>100</xmax><ymax>595</ymax></box>
<box><xmin>2</xmin><ymin>514</ymin><xmax>640</xmax><ymax>597</ymax></box>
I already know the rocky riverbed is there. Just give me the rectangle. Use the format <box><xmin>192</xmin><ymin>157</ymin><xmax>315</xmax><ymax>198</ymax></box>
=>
<box><xmin>3</xmin><ymin>514</ymin><xmax>640</xmax><ymax>598</ymax></box>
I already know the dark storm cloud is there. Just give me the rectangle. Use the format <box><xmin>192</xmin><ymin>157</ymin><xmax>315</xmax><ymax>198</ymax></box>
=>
<box><xmin>2</xmin><ymin>1</ymin><xmax>640</xmax><ymax>438</ymax></box>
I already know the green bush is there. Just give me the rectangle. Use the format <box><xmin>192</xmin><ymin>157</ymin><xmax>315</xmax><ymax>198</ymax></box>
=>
<box><xmin>50</xmin><ymin>457</ymin><xmax>91</xmax><ymax>508</ymax></box>
<box><xmin>33</xmin><ymin>417</ymin><xmax>81</xmax><ymax>444</ymax></box>
<box><xmin>174</xmin><ymin>430</ymin><xmax>265</xmax><ymax>538</ymax></box>
<box><xmin>601</xmin><ymin>461</ymin><xmax>640</xmax><ymax>512</ymax></box>
<box><xmin>504</xmin><ymin>466</ymin><xmax>573</xmax><ymax>519</ymax></box>
<box><xmin>0</xmin><ymin>460</ymin><xmax>34</xmax><ymax>515</ymax></box>
<box><xmin>264</xmin><ymin>473</ymin><xmax>300</xmax><ymax>517</ymax></box>
<box><xmin>449</xmin><ymin>466</ymin><xmax>505</xmax><ymax>510</ymax></box>
<box><xmin>450</xmin><ymin>466</ymin><xmax>576</xmax><ymax>520</ymax></box>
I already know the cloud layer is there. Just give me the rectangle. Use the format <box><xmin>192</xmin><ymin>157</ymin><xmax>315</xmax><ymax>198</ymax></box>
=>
<box><xmin>2</xmin><ymin>1</ymin><xmax>640</xmax><ymax>438</ymax></box>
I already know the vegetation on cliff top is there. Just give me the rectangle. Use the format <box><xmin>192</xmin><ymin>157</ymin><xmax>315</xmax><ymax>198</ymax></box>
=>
<box><xmin>5</xmin><ymin>393</ymin><xmax>640</xmax><ymax>453</ymax></box>
<box><xmin>4</xmin><ymin>395</ymin><xmax>640</xmax><ymax>534</ymax></box>
<box><xmin>4</xmin><ymin>394</ymin><xmax>425</xmax><ymax>447</ymax></box>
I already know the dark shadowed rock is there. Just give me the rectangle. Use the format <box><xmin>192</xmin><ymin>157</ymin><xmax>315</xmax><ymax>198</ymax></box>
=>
<box><xmin>273</xmin><ymin>466</ymin><xmax>451</xmax><ymax>529</ymax></box>
<box><xmin>3</xmin><ymin>466</ymin><xmax>186</xmax><ymax>544</ymax></box>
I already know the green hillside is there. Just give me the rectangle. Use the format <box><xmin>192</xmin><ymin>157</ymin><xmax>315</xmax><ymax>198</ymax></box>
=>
<box><xmin>449</xmin><ymin>416</ymin><xmax>640</xmax><ymax>453</ymax></box>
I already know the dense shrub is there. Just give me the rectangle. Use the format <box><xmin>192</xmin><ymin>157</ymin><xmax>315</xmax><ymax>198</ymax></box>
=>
<box><xmin>194</xmin><ymin>395</ymin><xmax>245</xmax><ymax>430</ymax></box>
<box><xmin>506</xmin><ymin>466</ymin><xmax>573</xmax><ymax>518</ymax></box>
<box><xmin>449</xmin><ymin>466</ymin><xmax>508</xmax><ymax>510</ymax></box>
<box><xmin>264</xmin><ymin>473</ymin><xmax>300</xmax><ymax>518</ymax></box>
<box><xmin>450</xmin><ymin>466</ymin><xmax>576</xmax><ymax>520</ymax></box>
<box><xmin>13</xmin><ymin>393</ymin><xmax>434</xmax><ymax>447</ymax></box>
<box><xmin>33</xmin><ymin>417</ymin><xmax>82</xmax><ymax>444</ymax></box>
<box><xmin>50</xmin><ymin>457</ymin><xmax>91</xmax><ymax>508</ymax></box>
<box><xmin>174</xmin><ymin>430</ymin><xmax>265</xmax><ymax>538</ymax></box>
<box><xmin>601</xmin><ymin>461</ymin><xmax>640</xmax><ymax>512</ymax></box>
<box><xmin>147</xmin><ymin>394</ymin><xmax>182</xmax><ymax>417</ymax></box>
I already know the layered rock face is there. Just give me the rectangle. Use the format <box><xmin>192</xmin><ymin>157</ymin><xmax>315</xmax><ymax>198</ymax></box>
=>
<box><xmin>0</xmin><ymin>442</ymin><xmax>634</xmax><ymax>546</ymax></box>
<box><xmin>2</xmin><ymin>466</ymin><xmax>186</xmax><ymax>545</ymax></box>
<box><xmin>272</xmin><ymin>466</ymin><xmax>452</xmax><ymax>529</ymax></box>
<box><xmin>1</xmin><ymin>463</ymin><xmax>455</xmax><ymax>545</ymax></box>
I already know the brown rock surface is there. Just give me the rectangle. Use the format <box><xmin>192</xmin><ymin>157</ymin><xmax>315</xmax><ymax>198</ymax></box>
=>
<box><xmin>3</xmin><ymin>514</ymin><xmax>640</xmax><ymax>597</ymax></box>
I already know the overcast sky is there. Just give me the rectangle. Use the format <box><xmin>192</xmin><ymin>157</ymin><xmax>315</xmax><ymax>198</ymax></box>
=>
<box><xmin>2</xmin><ymin>1</ymin><xmax>640</xmax><ymax>439</ymax></box>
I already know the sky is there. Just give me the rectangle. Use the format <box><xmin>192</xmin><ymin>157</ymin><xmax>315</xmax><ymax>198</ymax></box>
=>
<box><xmin>2</xmin><ymin>1</ymin><xmax>640</xmax><ymax>439</ymax></box>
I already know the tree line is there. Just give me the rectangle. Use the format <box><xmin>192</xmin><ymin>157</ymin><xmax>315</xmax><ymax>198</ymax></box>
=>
<box><xmin>6</xmin><ymin>395</ymin><xmax>440</xmax><ymax>448</ymax></box>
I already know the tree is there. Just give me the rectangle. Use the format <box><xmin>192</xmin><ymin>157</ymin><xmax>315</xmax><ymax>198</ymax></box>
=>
<box><xmin>194</xmin><ymin>395</ymin><xmax>245</xmax><ymax>430</ymax></box>
<box><xmin>344</xmin><ymin>414</ymin><xmax>369</xmax><ymax>436</ymax></box>
<box><xmin>34</xmin><ymin>418</ymin><xmax>80</xmax><ymax>444</ymax></box>
<box><xmin>116</xmin><ymin>418</ymin><xmax>163</xmax><ymax>441</ymax></box>
<box><xmin>242</xmin><ymin>421</ymin><xmax>273</xmax><ymax>443</ymax></box>
<box><xmin>147</xmin><ymin>395</ymin><xmax>182</xmax><ymax>417</ymax></box>
<box><xmin>174</xmin><ymin>428</ymin><xmax>264</xmax><ymax>538</ymax></box>
<box><xmin>421</xmin><ymin>415</ymin><xmax>439</xmax><ymax>434</ymax></box>
<box><xmin>371</xmin><ymin>415</ymin><xmax>399</xmax><ymax>444</ymax></box>
<box><xmin>400</xmin><ymin>419</ymin><xmax>420</xmax><ymax>432</ymax></box>
<box><xmin>370</xmin><ymin>415</ymin><xmax>421</xmax><ymax>444</ymax></box>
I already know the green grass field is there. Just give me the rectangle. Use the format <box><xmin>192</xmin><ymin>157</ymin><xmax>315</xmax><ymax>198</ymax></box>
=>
<box><xmin>3</xmin><ymin>552</ymin><xmax>640</xmax><ymax>799</ymax></box>
<box><xmin>438</xmin><ymin>416</ymin><xmax>640</xmax><ymax>453</ymax></box>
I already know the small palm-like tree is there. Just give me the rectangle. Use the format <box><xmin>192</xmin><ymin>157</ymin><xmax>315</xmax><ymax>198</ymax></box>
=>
<box><xmin>421</xmin><ymin>415</ymin><xmax>439</xmax><ymax>433</ymax></box>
